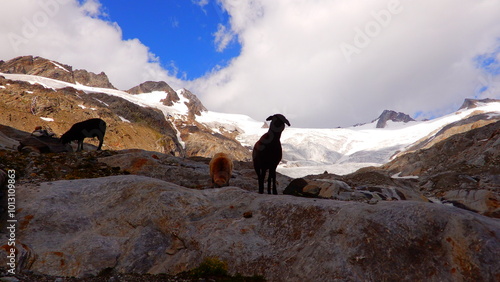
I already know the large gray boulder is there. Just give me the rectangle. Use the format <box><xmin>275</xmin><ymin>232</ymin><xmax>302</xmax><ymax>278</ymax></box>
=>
<box><xmin>3</xmin><ymin>175</ymin><xmax>499</xmax><ymax>281</ymax></box>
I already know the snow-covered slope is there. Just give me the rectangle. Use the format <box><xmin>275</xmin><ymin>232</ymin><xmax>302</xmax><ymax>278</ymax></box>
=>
<box><xmin>2</xmin><ymin>72</ymin><xmax>500</xmax><ymax>178</ymax></box>
<box><xmin>278</xmin><ymin>103</ymin><xmax>500</xmax><ymax>177</ymax></box>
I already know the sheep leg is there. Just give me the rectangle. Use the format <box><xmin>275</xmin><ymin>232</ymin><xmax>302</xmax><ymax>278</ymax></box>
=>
<box><xmin>267</xmin><ymin>170</ymin><xmax>273</xmax><ymax>194</ymax></box>
<box><xmin>77</xmin><ymin>139</ymin><xmax>84</xmax><ymax>152</ymax></box>
<box><xmin>269</xmin><ymin>169</ymin><xmax>278</xmax><ymax>195</ymax></box>
<box><xmin>97</xmin><ymin>136</ymin><xmax>103</xmax><ymax>151</ymax></box>
<box><xmin>258</xmin><ymin>168</ymin><xmax>266</xmax><ymax>194</ymax></box>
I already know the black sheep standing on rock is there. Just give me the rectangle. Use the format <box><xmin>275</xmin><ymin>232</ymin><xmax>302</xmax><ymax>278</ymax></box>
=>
<box><xmin>60</xmin><ymin>118</ymin><xmax>106</xmax><ymax>151</ymax></box>
<box><xmin>252</xmin><ymin>114</ymin><xmax>290</xmax><ymax>194</ymax></box>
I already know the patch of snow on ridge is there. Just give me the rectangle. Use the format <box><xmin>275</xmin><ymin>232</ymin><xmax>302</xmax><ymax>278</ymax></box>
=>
<box><xmin>391</xmin><ymin>172</ymin><xmax>419</xmax><ymax>179</ymax></box>
<box><xmin>50</xmin><ymin>61</ymin><xmax>70</xmax><ymax>72</ymax></box>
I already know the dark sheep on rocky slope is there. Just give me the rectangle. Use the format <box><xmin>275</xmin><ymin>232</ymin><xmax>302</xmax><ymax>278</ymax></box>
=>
<box><xmin>209</xmin><ymin>152</ymin><xmax>233</xmax><ymax>187</ymax></box>
<box><xmin>60</xmin><ymin>118</ymin><xmax>106</xmax><ymax>151</ymax></box>
<box><xmin>252</xmin><ymin>114</ymin><xmax>290</xmax><ymax>194</ymax></box>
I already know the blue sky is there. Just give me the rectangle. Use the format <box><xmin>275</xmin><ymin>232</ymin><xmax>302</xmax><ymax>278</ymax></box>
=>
<box><xmin>98</xmin><ymin>0</ymin><xmax>241</xmax><ymax>80</ymax></box>
<box><xmin>475</xmin><ymin>45</ymin><xmax>500</xmax><ymax>76</ymax></box>
<box><xmin>1</xmin><ymin>0</ymin><xmax>500</xmax><ymax>127</ymax></box>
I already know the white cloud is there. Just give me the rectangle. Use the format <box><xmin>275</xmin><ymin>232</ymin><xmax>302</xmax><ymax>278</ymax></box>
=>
<box><xmin>189</xmin><ymin>0</ymin><xmax>500</xmax><ymax>127</ymax></box>
<box><xmin>213</xmin><ymin>23</ymin><xmax>234</xmax><ymax>52</ymax></box>
<box><xmin>192</xmin><ymin>0</ymin><xmax>209</xmax><ymax>8</ymax></box>
<box><xmin>0</xmin><ymin>0</ymin><xmax>183</xmax><ymax>90</ymax></box>
<box><xmin>80</xmin><ymin>0</ymin><xmax>102</xmax><ymax>17</ymax></box>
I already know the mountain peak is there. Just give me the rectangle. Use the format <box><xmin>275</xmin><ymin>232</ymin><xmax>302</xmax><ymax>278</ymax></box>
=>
<box><xmin>177</xmin><ymin>88</ymin><xmax>207</xmax><ymax>117</ymax></box>
<box><xmin>458</xmin><ymin>98</ymin><xmax>500</xmax><ymax>110</ymax></box>
<box><xmin>0</xmin><ymin>55</ymin><xmax>116</xmax><ymax>89</ymax></box>
<box><xmin>373</xmin><ymin>110</ymin><xmax>415</xmax><ymax>128</ymax></box>
<box><xmin>127</xmin><ymin>81</ymin><xmax>176</xmax><ymax>95</ymax></box>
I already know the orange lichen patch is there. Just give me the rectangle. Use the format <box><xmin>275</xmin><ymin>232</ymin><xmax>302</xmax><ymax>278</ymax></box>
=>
<box><xmin>486</xmin><ymin>195</ymin><xmax>500</xmax><ymax>208</ymax></box>
<box><xmin>127</xmin><ymin>157</ymin><xmax>153</xmax><ymax>173</ymax></box>
<box><xmin>20</xmin><ymin>214</ymin><xmax>34</xmax><ymax>230</ymax></box>
<box><xmin>49</xmin><ymin>252</ymin><xmax>66</xmax><ymax>267</ymax></box>
<box><xmin>51</xmin><ymin>251</ymin><xmax>64</xmax><ymax>257</ymax></box>
<box><xmin>0</xmin><ymin>245</ymin><xmax>15</xmax><ymax>254</ymax></box>
<box><xmin>446</xmin><ymin>237</ymin><xmax>481</xmax><ymax>278</ymax></box>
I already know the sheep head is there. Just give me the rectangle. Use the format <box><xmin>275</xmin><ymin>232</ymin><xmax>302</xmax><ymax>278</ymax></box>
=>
<box><xmin>266</xmin><ymin>114</ymin><xmax>290</xmax><ymax>132</ymax></box>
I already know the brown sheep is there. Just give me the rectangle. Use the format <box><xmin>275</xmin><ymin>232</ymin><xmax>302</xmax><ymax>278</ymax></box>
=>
<box><xmin>209</xmin><ymin>152</ymin><xmax>233</xmax><ymax>187</ymax></box>
<box><xmin>60</xmin><ymin>118</ymin><xmax>106</xmax><ymax>151</ymax></box>
<box><xmin>252</xmin><ymin>114</ymin><xmax>290</xmax><ymax>194</ymax></box>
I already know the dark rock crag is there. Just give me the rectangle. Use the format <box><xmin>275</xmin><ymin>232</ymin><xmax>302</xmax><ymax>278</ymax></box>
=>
<box><xmin>374</xmin><ymin>110</ymin><xmax>415</xmax><ymax>128</ymax></box>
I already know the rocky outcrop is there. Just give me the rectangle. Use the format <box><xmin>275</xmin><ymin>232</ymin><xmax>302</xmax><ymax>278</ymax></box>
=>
<box><xmin>0</xmin><ymin>56</ymin><xmax>74</xmax><ymax>83</ymax></box>
<box><xmin>0</xmin><ymin>130</ymin><xmax>19</xmax><ymax>151</ymax></box>
<box><xmin>1</xmin><ymin>175</ymin><xmax>498</xmax><ymax>281</ymax></box>
<box><xmin>171</xmin><ymin>89</ymin><xmax>207</xmax><ymax>118</ymax></box>
<box><xmin>98</xmin><ymin>149</ymin><xmax>214</xmax><ymax>189</ymax></box>
<box><xmin>177</xmin><ymin>122</ymin><xmax>251</xmax><ymax>161</ymax></box>
<box><xmin>0</xmin><ymin>56</ymin><xmax>116</xmax><ymax>89</ymax></box>
<box><xmin>18</xmin><ymin>135</ymin><xmax>72</xmax><ymax>153</ymax></box>
<box><xmin>126</xmin><ymin>82</ymin><xmax>204</xmax><ymax>116</ymax></box>
<box><xmin>404</xmin><ymin>112</ymin><xmax>499</xmax><ymax>153</ymax></box>
<box><xmin>381</xmin><ymin>120</ymin><xmax>500</xmax><ymax>217</ymax></box>
<box><xmin>127</xmin><ymin>81</ymin><xmax>176</xmax><ymax>96</ymax></box>
<box><xmin>285</xmin><ymin>172</ymin><xmax>425</xmax><ymax>203</ymax></box>
<box><xmin>383</xmin><ymin>120</ymin><xmax>500</xmax><ymax>183</ymax></box>
<box><xmin>459</xmin><ymin>98</ymin><xmax>500</xmax><ymax>110</ymax></box>
<box><xmin>96</xmin><ymin>149</ymin><xmax>290</xmax><ymax>192</ymax></box>
<box><xmin>73</xmin><ymin>69</ymin><xmax>116</xmax><ymax>89</ymax></box>
<box><xmin>160</xmin><ymin>91</ymin><xmax>180</xmax><ymax>107</ymax></box>
<box><xmin>374</xmin><ymin>110</ymin><xmax>415</xmax><ymax>128</ymax></box>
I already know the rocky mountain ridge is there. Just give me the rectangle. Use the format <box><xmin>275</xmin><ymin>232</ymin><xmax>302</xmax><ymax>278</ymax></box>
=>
<box><xmin>0</xmin><ymin>75</ymin><xmax>183</xmax><ymax>155</ymax></box>
<box><xmin>459</xmin><ymin>97</ymin><xmax>500</xmax><ymax>110</ymax></box>
<box><xmin>0</xmin><ymin>56</ymin><xmax>116</xmax><ymax>89</ymax></box>
<box><xmin>0</xmin><ymin>56</ymin><xmax>250</xmax><ymax>160</ymax></box>
<box><xmin>351</xmin><ymin>109</ymin><xmax>415</xmax><ymax>128</ymax></box>
<box><xmin>127</xmin><ymin>80</ymin><xmax>176</xmax><ymax>95</ymax></box>
<box><xmin>374</xmin><ymin>109</ymin><xmax>415</xmax><ymax>128</ymax></box>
